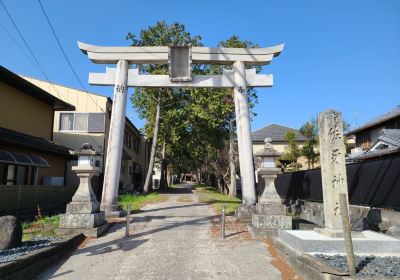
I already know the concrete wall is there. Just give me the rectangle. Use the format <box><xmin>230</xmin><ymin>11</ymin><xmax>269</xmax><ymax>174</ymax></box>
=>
<box><xmin>0</xmin><ymin>81</ymin><xmax>53</xmax><ymax>139</ymax></box>
<box><xmin>287</xmin><ymin>200</ymin><xmax>400</xmax><ymax>238</ymax></box>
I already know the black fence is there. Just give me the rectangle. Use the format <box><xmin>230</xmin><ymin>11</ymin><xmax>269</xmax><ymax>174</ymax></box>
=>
<box><xmin>275</xmin><ymin>154</ymin><xmax>400</xmax><ymax>209</ymax></box>
<box><xmin>0</xmin><ymin>185</ymin><xmax>78</xmax><ymax>217</ymax></box>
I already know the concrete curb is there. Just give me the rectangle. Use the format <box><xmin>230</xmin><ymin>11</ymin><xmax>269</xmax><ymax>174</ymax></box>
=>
<box><xmin>0</xmin><ymin>234</ymin><xmax>85</xmax><ymax>280</ymax></box>
<box><xmin>269</xmin><ymin>236</ymin><xmax>399</xmax><ymax>280</ymax></box>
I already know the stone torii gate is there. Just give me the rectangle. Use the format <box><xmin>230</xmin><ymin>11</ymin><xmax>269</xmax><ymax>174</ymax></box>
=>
<box><xmin>78</xmin><ymin>41</ymin><xmax>284</xmax><ymax>216</ymax></box>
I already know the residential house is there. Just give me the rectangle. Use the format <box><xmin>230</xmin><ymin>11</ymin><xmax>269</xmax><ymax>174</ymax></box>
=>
<box><xmin>0</xmin><ymin>65</ymin><xmax>73</xmax><ymax>186</ymax></box>
<box><xmin>346</xmin><ymin>106</ymin><xmax>400</xmax><ymax>151</ymax></box>
<box><xmin>251</xmin><ymin>124</ymin><xmax>309</xmax><ymax>169</ymax></box>
<box><xmin>345</xmin><ymin>107</ymin><xmax>400</xmax><ymax>162</ymax></box>
<box><xmin>346</xmin><ymin>129</ymin><xmax>400</xmax><ymax>162</ymax></box>
<box><xmin>22</xmin><ymin>76</ymin><xmax>150</xmax><ymax>196</ymax></box>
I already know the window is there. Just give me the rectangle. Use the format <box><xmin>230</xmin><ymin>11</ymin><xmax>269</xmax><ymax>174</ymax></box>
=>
<box><xmin>133</xmin><ymin>139</ymin><xmax>139</xmax><ymax>153</ymax></box>
<box><xmin>5</xmin><ymin>165</ymin><xmax>16</xmax><ymax>185</ymax></box>
<box><xmin>60</xmin><ymin>113</ymin><xmax>105</xmax><ymax>132</ymax></box>
<box><xmin>128</xmin><ymin>134</ymin><xmax>132</xmax><ymax>149</ymax></box>
<box><xmin>3</xmin><ymin>165</ymin><xmax>27</xmax><ymax>185</ymax></box>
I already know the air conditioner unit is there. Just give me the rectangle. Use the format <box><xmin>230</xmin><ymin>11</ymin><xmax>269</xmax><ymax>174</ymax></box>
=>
<box><xmin>42</xmin><ymin>176</ymin><xmax>64</xmax><ymax>186</ymax></box>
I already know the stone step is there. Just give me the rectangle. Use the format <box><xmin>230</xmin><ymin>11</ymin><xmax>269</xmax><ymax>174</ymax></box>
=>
<box><xmin>256</xmin><ymin>203</ymin><xmax>285</xmax><ymax>215</ymax></box>
<box><xmin>252</xmin><ymin>214</ymin><xmax>292</xmax><ymax>230</ymax></box>
<box><xmin>59</xmin><ymin>212</ymin><xmax>105</xmax><ymax>229</ymax></box>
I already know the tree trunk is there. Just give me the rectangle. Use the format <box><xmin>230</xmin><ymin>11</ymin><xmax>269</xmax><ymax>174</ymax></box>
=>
<box><xmin>143</xmin><ymin>93</ymin><xmax>161</xmax><ymax>193</ymax></box>
<box><xmin>228</xmin><ymin>118</ymin><xmax>237</xmax><ymax>197</ymax></box>
<box><xmin>160</xmin><ymin>141</ymin><xmax>167</xmax><ymax>189</ymax></box>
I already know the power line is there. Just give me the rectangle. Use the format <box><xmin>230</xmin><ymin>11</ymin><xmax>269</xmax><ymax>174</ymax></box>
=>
<box><xmin>0</xmin><ymin>21</ymin><xmax>38</xmax><ymax>69</ymax></box>
<box><xmin>36</xmin><ymin>0</ymin><xmax>106</xmax><ymax>150</ymax></box>
<box><xmin>0</xmin><ymin>0</ymin><xmax>105</xmax><ymax>150</ymax></box>
<box><xmin>0</xmin><ymin>0</ymin><xmax>67</xmax><ymax>100</ymax></box>
<box><xmin>37</xmin><ymin>0</ymin><xmax>105</xmax><ymax>113</ymax></box>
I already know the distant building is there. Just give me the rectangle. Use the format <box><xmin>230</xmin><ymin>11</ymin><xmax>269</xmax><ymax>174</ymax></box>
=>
<box><xmin>0</xmin><ymin>65</ymin><xmax>73</xmax><ymax>186</ymax></box>
<box><xmin>251</xmin><ymin>124</ymin><xmax>310</xmax><ymax>169</ymax></box>
<box><xmin>347</xmin><ymin>129</ymin><xmax>400</xmax><ymax>162</ymax></box>
<box><xmin>346</xmin><ymin>106</ymin><xmax>400</xmax><ymax>151</ymax></box>
<box><xmin>22</xmin><ymin>76</ymin><xmax>150</xmax><ymax>196</ymax></box>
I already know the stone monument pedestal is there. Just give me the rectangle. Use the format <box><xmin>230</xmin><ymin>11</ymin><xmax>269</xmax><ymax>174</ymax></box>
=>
<box><xmin>59</xmin><ymin>145</ymin><xmax>109</xmax><ymax>238</ymax></box>
<box><xmin>278</xmin><ymin>229</ymin><xmax>400</xmax><ymax>254</ymax></box>
<box><xmin>314</xmin><ymin>227</ymin><xmax>364</xmax><ymax>238</ymax></box>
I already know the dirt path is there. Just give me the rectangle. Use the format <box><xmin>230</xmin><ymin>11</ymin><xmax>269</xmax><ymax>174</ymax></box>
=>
<box><xmin>37</xmin><ymin>185</ymin><xmax>282</xmax><ymax>280</ymax></box>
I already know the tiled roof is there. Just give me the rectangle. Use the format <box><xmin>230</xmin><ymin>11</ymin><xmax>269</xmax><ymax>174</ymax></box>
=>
<box><xmin>0</xmin><ymin>127</ymin><xmax>71</xmax><ymax>156</ymax></box>
<box><xmin>346</xmin><ymin>129</ymin><xmax>400</xmax><ymax>162</ymax></box>
<box><xmin>346</xmin><ymin>106</ymin><xmax>400</xmax><ymax>135</ymax></box>
<box><xmin>378</xmin><ymin>129</ymin><xmax>400</xmax><ymax>147</ymax></box>
<box><xmin>346</xmin><ymin>147</ymin><xmax>400</xmax><ymax>162</ymax></box>
<box><xmin>251</xmin><ymin>124</ymin><xmax>307</xmax><ymax>142</ymax></box>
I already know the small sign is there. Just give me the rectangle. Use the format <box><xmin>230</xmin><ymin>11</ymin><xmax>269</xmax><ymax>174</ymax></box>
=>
<box><xmin>169</xmin><ymin>45</ymin><xmax>192</xmax><ymax>82</ymax></box>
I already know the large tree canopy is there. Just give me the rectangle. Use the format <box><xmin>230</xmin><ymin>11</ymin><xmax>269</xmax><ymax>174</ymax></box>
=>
<box><xmin>126</xmin><ymin>21</ymin><xmax>260</xmax><ymax>192</ymax></box>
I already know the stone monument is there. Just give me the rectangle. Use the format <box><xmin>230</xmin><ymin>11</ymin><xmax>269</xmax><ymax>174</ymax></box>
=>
<box><xmin>276</xmin><ymin>109</ymin><xmax>400</xmax><ymax>255</ymax></box>
<box><xmin>248</xmin><ymin>138</ymin><xmax>292</xmax><ymax>237</ymax></box>
<box><xmin>315</xmin><ymin>110</ymin><xmax>351</xmax><ymax>237</ymax></box>
<box><xmin>59</xmin><ymin>144</ymin><xmax>108</xmax><ymax>237</ymax></box>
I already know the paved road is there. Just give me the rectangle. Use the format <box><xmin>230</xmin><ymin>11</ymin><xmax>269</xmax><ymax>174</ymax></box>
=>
<box><xmin>37</xmin><ymin>185</ymin><xmax>281</xmax><ymax>280</ymax></box>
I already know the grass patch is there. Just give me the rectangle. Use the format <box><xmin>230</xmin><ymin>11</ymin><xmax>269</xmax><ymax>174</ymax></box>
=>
<box><xmin>194</xmin><ymin>184</ymin><xmax>241</xmax><ymax>215</ymax></box>
<box><xmin>22</xmin><ymin>215</ymin><xmax>60</xmax><ymax>240</ymax></box>
<box><xmin>176</xmin><ymin>195</ymin><xmax>193</xmax><ymax>203</ymax></box>
<box><xmin>118</xmin><ymin>192</ymin><xmax>168</xmax><ymax>212</ymax></box>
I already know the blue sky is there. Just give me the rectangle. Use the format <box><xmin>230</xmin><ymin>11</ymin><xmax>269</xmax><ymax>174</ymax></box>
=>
<box><xmin>1</xmin><ymin>0</ymin><xmax>399</xmax><ymax>131</ymax></box>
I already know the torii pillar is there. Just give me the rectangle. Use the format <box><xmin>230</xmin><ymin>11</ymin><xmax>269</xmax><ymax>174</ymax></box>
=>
<box><xmin>78</xmin><ymin>42</ymin><xmax>283</xmax><ymax>217</ymax></box>
<box><xmin>101</xmin><ymin>60</ymin><xmax>129</xmax><ymax>215</ymax></box>
<box><xmin>233</xmin><ymin>61</ymin><xmax>256</xmax><ymax>205</ymax></box>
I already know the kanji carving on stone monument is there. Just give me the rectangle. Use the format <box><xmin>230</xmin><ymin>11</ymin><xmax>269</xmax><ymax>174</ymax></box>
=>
<box><xmin>318</xmin><ymin>110</ymin><xmax>349</xmax><ymax>230</ymax></box>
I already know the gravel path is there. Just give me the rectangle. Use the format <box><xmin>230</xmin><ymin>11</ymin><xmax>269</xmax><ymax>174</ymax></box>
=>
<box><xmin>36</xmin><ymin>185</ymin><xmax>281</xmax><ymax>280</ymax></box>
<box><xmin>315</xmin><ymin>254</ymin><xmax>400</xmax><ymax>277</ymax></box>
<box><xmin>0</xmin><ymin>237</ymin><xmax>65</xmax><ymax>263</ymax></box>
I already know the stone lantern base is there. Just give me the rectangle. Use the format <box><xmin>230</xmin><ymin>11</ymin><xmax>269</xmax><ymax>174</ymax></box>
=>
<box><xmin>59</xmin><ymin>146</ymin><xmax>109</xmax><ymax>238</ymax></box>
<box><xmin>59</xmin><ymin>200</ymin><xmax>109</xmax><ymax>238</ymax></box>
<box><xmin>248</xmin><ymin>203</ymin><xmax>292</xmax><ymax>237</ymax></box>
<box><xmin>248</xmin><ymin>168</ymin><xmax>292</xmax><ymax>237</ymax></box>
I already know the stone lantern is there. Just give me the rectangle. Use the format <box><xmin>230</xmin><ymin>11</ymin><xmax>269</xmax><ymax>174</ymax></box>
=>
<box><xmin>59</xmin><ymin>143</ymin><xmax>108</xmax><ymax>237</ymax></box>
<box><xmin>254</xmin><ymin>137</ymin><xmax>282</xmax><ymax>205</ymax></box>
<box><xmin>249</xmin><ymin>138</ymin><xmax>292</xmax><ymax>237</ymax></box>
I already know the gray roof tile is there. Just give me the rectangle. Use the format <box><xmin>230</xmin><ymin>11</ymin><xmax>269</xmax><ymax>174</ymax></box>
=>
<box><xmin>378</xmin><ymin>129</ymin><xmax>400</xmax><ymax>147</ymax></box>
<box><xmin>347</xmin><ymin>106</ymin><xmax>400</xmax><ymax>135</ymax></box>
<box><xmin>251</xmin><ymin>124</ymin><xmax>307</xmax><ymax>142</ymax></box>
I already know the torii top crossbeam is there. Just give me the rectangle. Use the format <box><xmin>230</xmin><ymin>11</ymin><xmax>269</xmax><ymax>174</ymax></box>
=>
<box><xmin>78</xmin><ymin>42</ymin><xmax>284</xmax><ymax>88</ymax></box>
<box><xmin>78</xmin><ymin>41</ymin><xmax>284</xmax><ymax>65</ymax></box>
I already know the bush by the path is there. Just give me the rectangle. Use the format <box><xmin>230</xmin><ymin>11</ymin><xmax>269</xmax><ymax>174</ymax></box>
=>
<box><xmin>21</xmin><ymin>215</ymin><xmax>60</xmax><ymax>240</ymax></box>
<box><xmin>119</xmin><ymin>192</ymin><xmax>168</xmax><ymax>212</ymax></box>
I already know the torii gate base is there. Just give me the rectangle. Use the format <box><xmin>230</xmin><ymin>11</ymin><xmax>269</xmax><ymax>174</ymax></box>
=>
<box><xmin>78</xmin><ymin>42</ymin><xmax>284</xmax><ymax>217</ymax></box>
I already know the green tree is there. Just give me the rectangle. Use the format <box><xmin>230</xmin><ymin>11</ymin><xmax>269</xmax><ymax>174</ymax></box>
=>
<box><xmin>126</xmin><ymin>22</ymin><xmax>260</xmax><ymax>196</ymax></box>
<box><xmin>127</xmin><ymin>21</ymin><xmax>203</xmax><ymax>192</ymax></box>
<box><xmin>299</xmin><ymin>121</ymin><xmax>319</xmax><ymax>169</ymax></box>
<box><xmin>282</xmin><ymin>130</ymin><xmax>301</xmax><ymax>171</ymax></box>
